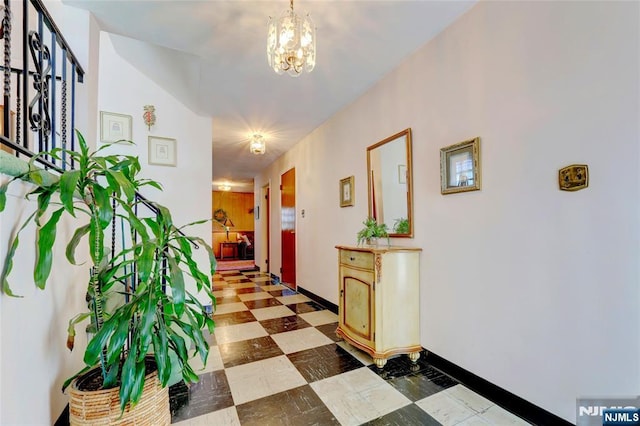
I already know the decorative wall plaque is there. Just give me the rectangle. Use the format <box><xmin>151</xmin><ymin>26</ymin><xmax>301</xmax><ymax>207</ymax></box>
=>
<box><xmin>559</xmin><ymin>164</ymin><xmax>588</xmax><ymax>191</ymax></box>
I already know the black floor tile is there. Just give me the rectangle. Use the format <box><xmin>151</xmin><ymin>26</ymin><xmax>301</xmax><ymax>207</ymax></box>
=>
<box><xmin>212</xmin><ymin>284</ymin><xmax>230</xmax><ymax>291</ymax></box>
<box><xmin>236</xmin><ymin>384</ymin><xmax>340</xmax><ymax>426</ymax></box>
<box><xmin>218</xmin><ymin>271</ymin><xmax>242</xmax><ymax>276</ymax></box>
<box><xmin>170</xmin><ymin>370</ymin><xmax>234</xmax><ymax>422</ymax></box>
<box><xmin>386</xmin><ymin>373</ymin><xmax>455</xmax><ymax>402</ymax></box>
<box><xmin>169</xmin><ymin>381</ymin><xmax>190</xmax><ymax>417</ymax></box>
<box><xmin>243</xmin><ymin>298</ymin><xmax>283</xmax><ymax>309</ymax></box>
<box><xmin>218</xmin><ymin>336</ymin><xmax>284</xmax><ymax>368</ymax></box>
<box><xmin>267</xmin><ymin>289</ymin><xmax>297</xmax><ymax>297</ymax></box>
<box><xmin>287</xmin><ymin>343</ymin><xmax>363</xmax><ymax>383</ymax></box>
<box><xmin>260</xmin><ymin>315</ymin><xmax>311</xmax><ymax>334</ymax></box>
<box><xmin>269</xmin><ymin>286</ymin><xmax>297</xmax><ymax>294</ymax></box>
<box><xmin>212</xmin><ymin>310</ymin><xmax>257</xmax><ymax>327</ymax></box>
<box><xmin>369</xmin><ymin>356</ymin><xmax>458</xmax><ymax>393</ymax></box>
<box><xmin>368</xmin><ymin>354</ymin><xmax>422</xmax><ymax>379</ymax></box>
<box><xmin>286</xmin><ymin>301</ymin><xmax>326</xmax><ymax>313</ymax></box>
<box><xmin>315</xmin><ymin>323</ymin><xmax>341</xmax><ymax>342</ymax></box>
<box><xmin>363</xmin><ymin>403</ymin><xmax>442</xmax><ymax>426</ymax></box>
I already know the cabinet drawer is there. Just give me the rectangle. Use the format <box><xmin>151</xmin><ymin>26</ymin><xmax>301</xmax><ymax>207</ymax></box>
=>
<box><xmin>340</xmin><ymin>250</ymin><xmax>374</xmax><ymax>270</ymax></box>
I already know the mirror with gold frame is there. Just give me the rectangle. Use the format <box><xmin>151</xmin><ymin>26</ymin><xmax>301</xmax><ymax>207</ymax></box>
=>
<box><xmin>367</xmin><ymin>128</ymin><xmax>413</xmax><ymax>238</ymax></box>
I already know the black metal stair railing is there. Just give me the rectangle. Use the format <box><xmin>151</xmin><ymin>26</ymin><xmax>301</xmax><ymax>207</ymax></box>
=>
<box><xmin>0</xmin><ymin>0</ymin><xmax>84</xmax><ymax>171</ymax></box>
<box><xmin>0</xmin><ymin>1</ymin><xmax>199</xmax><ymax>251</ymax></box>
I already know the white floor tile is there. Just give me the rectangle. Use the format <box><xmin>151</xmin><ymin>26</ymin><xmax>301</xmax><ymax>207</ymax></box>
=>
<box><xmin>311</xmin><ymin>367</ymin><xmax>411</xmax><ymax>426</ymax></box>
<box><xmin>188</xmin><ymin>345</ymin><xmax>224</xmax><ymax>374</ymax></box>
<box><xmin>172</xmin><ymin>406</ymin><xmax>240</xmax><ymax>426</ymax></box>
<box><xmin>250</xmin><ymin>305</ymin><xmax>296</xmax><ymax>321</ymax></box>
<box><xmin>271</xmin><ymin>327</ymin><xmax>334</xmax><ymax>354</ymax></box>
<box><xmin>275</xmin><ymin>294</ymin><xmax>312</xmax><ymax>305</ymax></box>
<box><xmin>416</xmin><ymin>391</ymin><xmax>477</xmax><ymax>426</ymax></box>
<box><xmin>299</xmin><ymin>310</ymin><xmax>338</xmax><ymax>326</ymax></box>
<box><xmin>259</xmin><ymin>284</ymin><xmax>286</xmax><ymax>291</ymax></box>
<box><xmin>229</xmin><ymin>282</ymin><xmax>259</xmax><ymax>290</ymax></box>
<box><xmin>445</xmin><ymin>384</ymin><xmax>494</xmax><ymax>413</ymax></box>
<box><xmin>225</xmin><ymin>355</ymin><xmax>307</xmax><ymax>405</ymax></box>
<box><xmin>213</xmin><ymin>302</ymin><xmax>248</xmax><ymax>316</ymax></box>
<box><xmin>456</xmin><ymin>415</ymin><xmax>492</xmax><ymax>425</ymax></box>
<box><xmin>237</xmin><ymin>292</ymin><xmax>273</xmax><ymax>302</ymax></box>
<box><xmin>213</xmin><ymin>289</ymin><xmax>237</xmax><ymax>298</ymax></box>
<box><xmin>479</xmin><ymin>405</ymin><xmax>532</xmax><ymax>425</ymax></box>
<box><xmin>222</xmin><ymin>274</ymin><xmax>245</xmax><ymax>280</ymax></box>
<box><xmin>214</xmin><ymin>322</ymin><xmax>268</xmax><ymax>345</ymax></box>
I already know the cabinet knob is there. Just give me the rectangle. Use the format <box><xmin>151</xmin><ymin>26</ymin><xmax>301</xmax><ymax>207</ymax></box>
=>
<box><xmin>350</xmin><ymin>257</ymin><xmax>355</xmax><ymax>261</ymax></box>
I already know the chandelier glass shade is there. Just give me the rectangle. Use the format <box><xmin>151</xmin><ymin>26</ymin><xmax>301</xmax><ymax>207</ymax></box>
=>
<box><xmin>250</xmin><ymin>134</ymin><xmax>266</xmax><ymax>155</ymax></box>
<box><xmin>267</xmin><ymin>0</ymin><xmax>316</xmax><ymax>77</ymax></box>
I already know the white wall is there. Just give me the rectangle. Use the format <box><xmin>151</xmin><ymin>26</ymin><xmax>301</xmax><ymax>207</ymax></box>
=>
<box><xmin>0</xmin><ymin>18</ymin><xmax>212</xmax><ymax>426</ymax></box>
<box><xmin>97</xmin><ymin>32</ymin><xmax>213</xmax><ymax>304</ymax></box>
<box><xmin>0</xmin><ymin>2</ymin><xmax>100</xmax><ymax>424</ymax></box>
<box><xmin>255</xmin><ymin>1</ymin><xmax>639</xmax><ymax>422</ymax></box>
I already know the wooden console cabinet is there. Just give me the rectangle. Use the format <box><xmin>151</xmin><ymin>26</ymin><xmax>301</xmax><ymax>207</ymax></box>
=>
<box><xmin>335</xmin><ymin>245</ymin><xmax>422</xmax><ymax>368</ymax></box>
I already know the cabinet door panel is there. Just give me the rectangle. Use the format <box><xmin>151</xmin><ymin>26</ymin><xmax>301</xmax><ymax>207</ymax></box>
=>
<box><xmin>342</xmin><ymin>268</ymin><xmax>374</xmax><ymax>343</ymax></box>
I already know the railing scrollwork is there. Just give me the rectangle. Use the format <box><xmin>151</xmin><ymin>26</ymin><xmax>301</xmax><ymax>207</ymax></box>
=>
<box><xmin>27</xmin><ymin>30</ymin><xmax>51</xmax><ymax>137</ymax></box>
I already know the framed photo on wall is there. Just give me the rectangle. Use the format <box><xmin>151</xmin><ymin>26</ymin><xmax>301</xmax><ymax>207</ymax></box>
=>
<box><xmin>440</xmin><ymin>137</ymin><xmax>481</xmax><ymax>195</ymax></box>
<box><xmin>340</xmin><ymin>176</ymin><xmax>355</xmax><ymax>207</ymax></box>
<box><xmin>148</xmin><ymin>136</ymin><xmax>177</xmax><ymax>166</ymax></box>
<box><xmin>100</xmin><ymin>111</ymin><xmax>132</xmax><ymax>143</ymax></box>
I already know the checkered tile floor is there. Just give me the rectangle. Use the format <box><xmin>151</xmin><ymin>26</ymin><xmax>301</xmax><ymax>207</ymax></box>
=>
<box><xmin>169</xmin><ymin>270</ymin><xmax>530</xmax><ymax>425</ymax></box>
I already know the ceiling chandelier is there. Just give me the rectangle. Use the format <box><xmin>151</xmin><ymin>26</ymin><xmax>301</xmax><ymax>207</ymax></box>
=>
<box><xmin>267</xmin><ymin>0</ymin><xmax>316</xmax><ymax>77</ymax></box>
<box><xmin>250</xmin><ymin>134</ymin><xmax>266</xmax><ymax>155</ymax></box>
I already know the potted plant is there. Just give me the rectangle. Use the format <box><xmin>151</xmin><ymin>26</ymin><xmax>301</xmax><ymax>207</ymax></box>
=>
<box><xmin>393</xmin><ymin>217</ymin><xmax>409</xmax><ymax>234</ymax></box>
<box><xmin>0</xmin><ymin>131</ymin><xmax>216</xmax><ymax>424</ymax></box>
<box><xmin>356</xmin><ymin>217</ymin><xmax>389</xmax><ymax>246</ymax></box>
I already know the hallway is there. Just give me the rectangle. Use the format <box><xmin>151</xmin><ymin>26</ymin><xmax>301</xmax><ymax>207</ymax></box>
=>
<box><xmin>169</xmin><ymin>270</ymin><xmax>530</xmax><ymax>425</ymax></box>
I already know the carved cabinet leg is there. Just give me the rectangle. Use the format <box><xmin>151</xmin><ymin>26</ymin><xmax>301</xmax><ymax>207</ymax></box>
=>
<box><xmin>373</xmin><ymin>357</ymin><xmax>387</xmax><ymax>369</ymax></box>
<box><xmin>408</xmin><ymin>351</ymin><xmax>421</xmax><ymax>363</ymax></box>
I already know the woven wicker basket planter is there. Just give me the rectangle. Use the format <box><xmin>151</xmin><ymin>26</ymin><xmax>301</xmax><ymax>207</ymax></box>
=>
<box><xmin>68</xmin><ymin>361</ymin><xmax>170</xmax><ymax>426</ymax></box>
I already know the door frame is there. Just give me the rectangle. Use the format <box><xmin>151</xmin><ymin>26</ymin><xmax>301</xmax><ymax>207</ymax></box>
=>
<box><xmin>260</xmin><ymin>182</ymin><xmax>270</xmax><ymax>274</ymax></box>
<box><xmin>280</xmin><ymin>167</ymin><xmax>296</xmax><ymax>289</ymax></box>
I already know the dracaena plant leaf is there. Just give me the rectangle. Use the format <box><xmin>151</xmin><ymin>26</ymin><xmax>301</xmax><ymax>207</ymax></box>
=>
<box><xmin>34</xmin><ymin>208</ymin><xmax>65</xmax><ymax>289</ymax></box>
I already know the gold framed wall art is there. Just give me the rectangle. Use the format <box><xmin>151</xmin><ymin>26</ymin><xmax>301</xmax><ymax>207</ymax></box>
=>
<box><xmin>340</xmin><ymin>176</ymin><xmax>354</xmax><ymax>207</ymax></box>
<box><xmin>440</xmin><ymin>137</ymin><xmax>481</xmax><ymax>195</ymax></box>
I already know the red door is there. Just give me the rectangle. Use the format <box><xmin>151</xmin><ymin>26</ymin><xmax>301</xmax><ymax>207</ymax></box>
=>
<box><xmin>281</xmin><ymin>168</ymin><xmax>296</xmax><ymax>289</ymax></box>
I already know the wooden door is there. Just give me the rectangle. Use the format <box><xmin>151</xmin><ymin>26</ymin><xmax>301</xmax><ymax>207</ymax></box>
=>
<box><xmin>281</xmin><ymin>168</ymin><xmax>296</xmax><ymax>288</ymax></box>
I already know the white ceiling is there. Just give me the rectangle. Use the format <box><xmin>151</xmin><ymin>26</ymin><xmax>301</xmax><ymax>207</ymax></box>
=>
<box><xmin>64</xmin><ymin>0</ymin><xmax>475</xmax><ymax>192</ymax></box>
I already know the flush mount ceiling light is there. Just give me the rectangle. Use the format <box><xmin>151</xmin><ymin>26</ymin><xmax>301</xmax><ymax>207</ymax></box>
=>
<box><xmin>250</xmin><ymin>134</ymin><xmax>266</xmax><ymax>155</ymax></box>
<box><xmin>267</xmin><ymin>0</ymin><xmax>316</xmax><ymax>77</ymax></box>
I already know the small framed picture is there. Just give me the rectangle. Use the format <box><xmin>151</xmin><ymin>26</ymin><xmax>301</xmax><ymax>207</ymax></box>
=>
<box><xmin>148</xmin><ymin>136</ymin><xmax>177</xmax><ymax>167</ymax></box>
<box><xmin>398</xmin><ymin>164</ymin><xmax>407</xmax><ymax>184</ymax></box>
<box><xmin>100</xmin><ymin>111</ymin><xmax>132</xmax><ymax>143</ymax></box>
<box><xmin>440</xmin><ymin>137</ymin><xmax>481</xmax><ymax>195</ymax></box>
<box><xmin>340</xmin><ymin>176</ymin><xmax>355</xmax><ymax>207</ymax></box>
